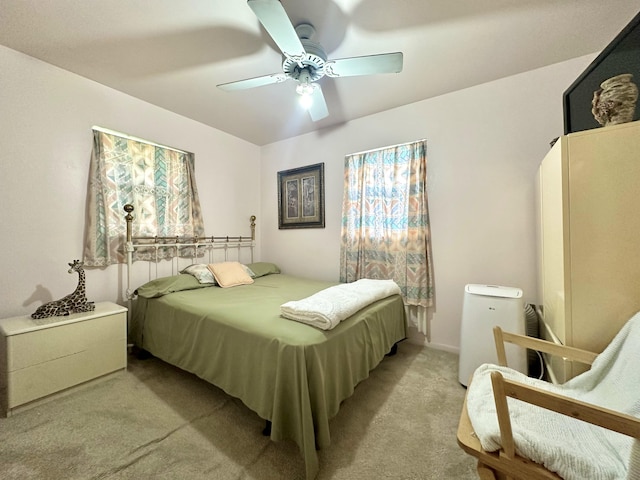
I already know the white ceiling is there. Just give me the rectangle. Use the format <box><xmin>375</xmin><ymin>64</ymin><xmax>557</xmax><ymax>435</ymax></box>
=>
<box><xmin>1</xmin><ymin>1</ymin><xmax>639</xmax><ymax>145</ymax></box>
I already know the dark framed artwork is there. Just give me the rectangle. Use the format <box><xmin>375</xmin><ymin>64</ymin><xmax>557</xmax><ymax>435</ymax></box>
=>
<box><xmin>277</xmin><ymin>163</ymin><xmax>325</xmax><ymax>229</ymax></box>
<box><xmin>563</xmin><ymin>10</ymin><xmax>640</xmax><ymax>134</ymax></box>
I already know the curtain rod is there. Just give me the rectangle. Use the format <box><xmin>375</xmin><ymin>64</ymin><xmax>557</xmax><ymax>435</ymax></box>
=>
<box><xmin>92</xmin><ymin>126</ymin><xmax>190</xmax><ymax>155</ymax></box>
<box><xmin>346</xmin><ymin>138</ymin><xmax>427</xmax><ymax>157</ymax></box>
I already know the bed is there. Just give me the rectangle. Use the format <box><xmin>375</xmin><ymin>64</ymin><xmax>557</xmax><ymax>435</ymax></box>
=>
<box><xmin>123</xmin><ymin>207</ymin><xmax>407</xmax><ymax>479</ymax></box>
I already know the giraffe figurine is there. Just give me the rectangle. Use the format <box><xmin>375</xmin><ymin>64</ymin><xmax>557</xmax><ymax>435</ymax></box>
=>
<box><xmin>31</xmin><ymin>260</ymin><xmax>95</xmax><ymax>319</ymax></box>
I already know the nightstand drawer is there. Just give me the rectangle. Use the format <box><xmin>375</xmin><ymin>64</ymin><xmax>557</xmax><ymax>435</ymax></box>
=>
<box><xmin>8</xmin><ymin>313</ymin><xmax>125</xmax><ymax>371</ymax></box>
<box><xmin>8</xmin><ymin>336</ymin><xmax>124</xmax><ymax>407</ymax></box>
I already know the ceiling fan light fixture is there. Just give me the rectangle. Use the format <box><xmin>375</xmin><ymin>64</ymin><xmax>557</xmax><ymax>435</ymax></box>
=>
<box><xmin>299</xmin><ymin>92</ymin><xmax>314</xmax><ymax>110</ymax></box>
<box><xmin>296</xmin><ymin>82</ymin><xmax>315</xmax><ymax>96</ymax></box>
<box><xmin>297</xmin><ymin>82</ymin><xmax>316</xmax><ymax>110</ymax></box>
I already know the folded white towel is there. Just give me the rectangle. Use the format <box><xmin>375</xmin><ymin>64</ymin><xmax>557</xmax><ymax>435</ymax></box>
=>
<box><xmin>281</xmin><ymin>278</ymin><xmax>401</xmax><ymax>330</ymax></box>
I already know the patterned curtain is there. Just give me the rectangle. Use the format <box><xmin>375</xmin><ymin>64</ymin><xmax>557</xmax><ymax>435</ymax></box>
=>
<box><xmin>84</xmin><ymin>130</ymin><xmax>204</xmax><ymax>266</ymax></box>
<box><xmin>340</xmin><ymin>140</ymin><xmax>434</xmax><ymax>307</ymax></box>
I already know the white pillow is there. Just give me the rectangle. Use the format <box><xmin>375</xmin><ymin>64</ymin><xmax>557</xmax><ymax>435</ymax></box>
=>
<box><xmin>208</xmin><ymin>261</ymin><xmax>254</xmax><ymax>288</ymax></box>
<box><xmin>181</xmin><ymin>264</ymin><xmax>216</xmax><ymax>284</ymax></box>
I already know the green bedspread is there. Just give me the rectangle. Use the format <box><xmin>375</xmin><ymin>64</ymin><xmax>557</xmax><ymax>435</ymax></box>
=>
<box><xmin>131</xmin><ymin>273</ymin><xmax>407</xmax><ymax>479</ymax></box>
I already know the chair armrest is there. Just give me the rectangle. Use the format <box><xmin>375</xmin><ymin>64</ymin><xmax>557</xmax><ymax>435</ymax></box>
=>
<box><xmin>490</xmin><ymin>370</ymin><xmax>640</xmax><ymax>460</ymax></box>
<box><xmin>493</xmin><ymin>326</ymin><xmax>599</xmax><ymax>368</ymax></box>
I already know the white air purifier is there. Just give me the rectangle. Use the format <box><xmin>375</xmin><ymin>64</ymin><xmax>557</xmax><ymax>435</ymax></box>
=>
<box><xmin>458</xmin><ymin>284</ymin><xmax>526</xmax><ymax>387</ymax></box>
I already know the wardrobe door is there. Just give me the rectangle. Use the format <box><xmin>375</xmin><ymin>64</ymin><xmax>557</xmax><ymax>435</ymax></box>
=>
<box><xmin>567</xmin><ymin>121</ymin><xmax>640</xmax><ymax>354</ymax></box>
<box><xmin>539</xmin><ymin>138</ymin><xmax>572</xmax><ymax>382</ymax></box>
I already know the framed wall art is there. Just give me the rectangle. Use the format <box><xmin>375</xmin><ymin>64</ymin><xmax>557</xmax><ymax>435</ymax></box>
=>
<box><xmin>277</xmin><ymin>163</ymin><xmax>325</xmax><ymax>229</ymax></box>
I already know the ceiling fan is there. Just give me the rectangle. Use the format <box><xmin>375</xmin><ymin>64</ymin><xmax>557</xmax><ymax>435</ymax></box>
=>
<box><xmin>217</xmin><ymin>0</ymin><xmax>403</xmax><ymax>122</ymax></box>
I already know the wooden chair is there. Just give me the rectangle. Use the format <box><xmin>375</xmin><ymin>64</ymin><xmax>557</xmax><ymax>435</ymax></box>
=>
<box><xmin>457</xmin><ymin>326</ymin><xmax>640</xmax><ymax>480</ymax></box>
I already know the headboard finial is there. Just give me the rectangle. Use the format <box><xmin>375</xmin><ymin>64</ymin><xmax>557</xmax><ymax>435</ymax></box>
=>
<box><xmin>124</xmin><ymin>204</ymin><xmax>134</xmax><ymax>242</ymax></box>
<box><xmin>250</xmin><ymin>215</ymin><xmax>256</xmax><ymax>240</ymax></box>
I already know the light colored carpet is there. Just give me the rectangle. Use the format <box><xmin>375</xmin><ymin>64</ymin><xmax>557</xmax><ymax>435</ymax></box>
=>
<box><xmin>0</xmin><ymin>343</ymin><xmax>478</xmax><ymax>479</ymax></box>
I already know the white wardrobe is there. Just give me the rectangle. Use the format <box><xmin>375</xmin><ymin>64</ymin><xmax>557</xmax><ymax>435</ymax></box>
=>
<box><xmin>537</xmin><ymin>120</ymin><xmax>640</xmax><ymax>382</ymax></box>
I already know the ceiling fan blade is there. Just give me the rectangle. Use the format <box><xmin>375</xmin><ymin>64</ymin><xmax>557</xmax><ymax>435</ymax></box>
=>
<box><xmin>308</xmin><ymin>84</ymin><xmax>329</xmax><ymax>122</ymax></box>
<box><xmin>247</xmin><ymin>0</ymin><xmax>305</xmax><ymax>59</ymax></box>
<box><xmin>325</xmin><ymin>52</ymin><xmax>403</xmax><ymax>77</ymax></box>
<box><xmin>217</xmin><ymin>72</ymin><xmax>288</xmax><ymax>91</ymax></box>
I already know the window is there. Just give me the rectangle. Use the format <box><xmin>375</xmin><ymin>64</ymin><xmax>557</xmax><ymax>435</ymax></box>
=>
<box><xmin>339</xmin><ymin>139</ymin><xmax>434</xmax><ymax>307</ymax></box>
<box><xmin>84</xmin><ymin>128</ymin><xmax>204</xmax><ymax>266</ymax></box>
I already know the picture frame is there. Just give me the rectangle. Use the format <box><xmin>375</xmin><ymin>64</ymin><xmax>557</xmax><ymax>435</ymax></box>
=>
<box><xmin>563</xmin><ymin>10</ymin><xmax>640</xmax><ymax>134</ymax></box>
<box><xmin>277</xmin><ymin>163</ymin><xmax>325</xmax><ymax>229</ymax></box>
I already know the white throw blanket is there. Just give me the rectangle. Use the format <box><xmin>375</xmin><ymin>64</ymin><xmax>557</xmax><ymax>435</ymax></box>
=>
<box><xmin>280</xmin><ymin>279</ymin><xmax>401</xmax><ymax>330</ymax></box>
<box><xmin>466</xmin><ymin>311</ymin><xmax>640</xmax><ymax>480</ymax></box>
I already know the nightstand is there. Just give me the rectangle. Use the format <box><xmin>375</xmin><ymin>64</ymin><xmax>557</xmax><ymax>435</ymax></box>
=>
<box><xmin>0</xmin><ymin>301</ymin><xmax>127</xmax><ymax>416</ymax></box>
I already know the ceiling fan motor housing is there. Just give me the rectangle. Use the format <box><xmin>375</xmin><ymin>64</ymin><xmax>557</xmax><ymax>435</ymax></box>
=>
<box><xmin>282</xmin><ymin>24</ymin><xmax>327</xmax><ymax>82</ymax></box>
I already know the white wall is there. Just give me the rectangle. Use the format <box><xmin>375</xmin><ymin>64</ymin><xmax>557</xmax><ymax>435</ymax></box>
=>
<box><xmin>259</xmin><ymin>55</ymin><xmax>595</xmax><ymax>352</ymax></box>
<box><xmin>0</xmin><ymin>45</ymin><xmax>261</xmax><ymax>319</ymax></box>
<box><xmin>0</xmin><ymin>43</ymin><xmax>596</xmax><ymax>353</ymax></box>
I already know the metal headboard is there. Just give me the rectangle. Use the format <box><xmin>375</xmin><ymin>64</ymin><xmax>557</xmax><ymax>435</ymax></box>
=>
<box><xmin>123</xmin><ymin>204</ymin><xmax>256</xmax><ymax>337</ymax></box>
